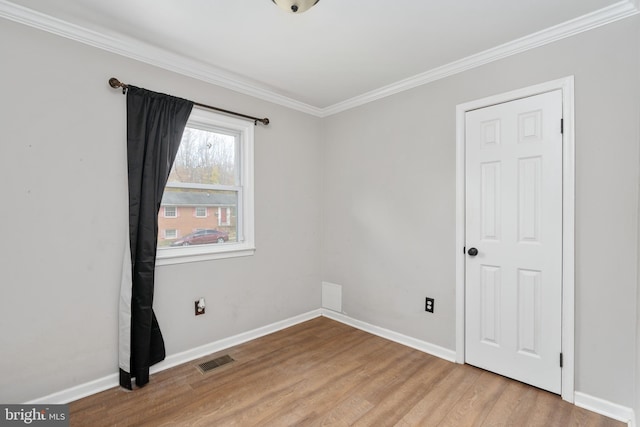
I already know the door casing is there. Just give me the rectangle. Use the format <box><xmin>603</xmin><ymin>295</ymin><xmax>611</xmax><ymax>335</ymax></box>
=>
<box><xmin>455</xmin><ymin>76</ymin><xmax>575</xmax><ymax>403</ymax></box>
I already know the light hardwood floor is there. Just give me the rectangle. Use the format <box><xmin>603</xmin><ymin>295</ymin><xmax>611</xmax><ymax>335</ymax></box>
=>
<box><xmin>70</xmin><ymin>317</ymin><xmax>624</xmax><ymax>426</ymax></box>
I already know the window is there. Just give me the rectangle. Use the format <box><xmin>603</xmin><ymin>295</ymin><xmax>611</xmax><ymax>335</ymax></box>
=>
<box><xmin>218</xmin><ymin>207</ymin><xmax>231</xmax><ymax>226</ymax></box>
<box><xmin>156</xmin><ymin>108</ymin><xmax>255</xmax><ymax>264</ymax></box>
<box><xmin>165</xmin><ymin>229</ymin><xmax>178</xmax><ymax>239</ymax></box>
<box><xmin>195</xmin><ymin>206</ymin><xmax>207</xmax><ymax>218</ymax></box>
<box><xmin>164</xmin><ymin>206</ymin><xmax>177</xmax><ymax>218</ymax></box>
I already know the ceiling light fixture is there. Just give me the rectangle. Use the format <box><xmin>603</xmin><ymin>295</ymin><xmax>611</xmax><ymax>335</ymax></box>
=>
<box><xmin>272</xmin><ymin>0</ymin><xmax>320</xmax><ymax>14</ymax></box>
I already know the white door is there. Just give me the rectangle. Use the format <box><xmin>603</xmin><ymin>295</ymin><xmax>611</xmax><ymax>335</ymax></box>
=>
<box><xmin>465</xmin><ymin>90</ymin><xmax>563</xmax><ymax>393</ymax></box>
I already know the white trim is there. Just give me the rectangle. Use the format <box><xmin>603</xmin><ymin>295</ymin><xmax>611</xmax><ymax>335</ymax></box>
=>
<box><xmin>321</xmin><ymin>310</ymin><xmax>457</xmax><ymax>363</ymax></box>
<box><xmin>157</xmin><ymin>109</ymin><xmax>254</xmax><ymax>265</ymax></box>
<box><xmin>26</xmin><ymin>308</ymin><xmax>458</xmax><ymax>404</ymax></box>
<box><xmin>25</xmin><ymin>372</ymin><xmax>122</xmax><ymax>406</ymax></box>
<box><xmin>574</xmin><ymin>392</ymin><xmax>635</xmax><ymax>426</ymax></box>
<box><xmin>26</xmin><ymin>309</ymin><xmax>323</xmax><ymax>404</ymax></box>
<box><xmin>25</xmin><ymin>303</ymin><xmax>636</xmax><ymax>427</ymax></box>
<box><xmin>0</xmin><ymin>0</ymin><xmax>323</xmax><ymax>117</ymax></box>
<box><xmin>0</xmin><ymin>0</ymin><xmax>636</xmax><ymax>116</ymax></box>
<box><xmin>156</xmin><ymin>244</ymin><xmax>256</xmax><ymax>265</ymax></box>
<box><xmin>455</xmin><ymin>76</ymin><xmax>575</xmax><ymax>402</ymax></box>
<box><xmin>323</xmin><ymin>1</ymin><xmax>636</xmax><ymax>116</ymax></box>
<box><xmin>150</xmin><ymin>309</ymin><xmax>321</xmax><ymax>374</ymax></box>
<box><xmin>35</xmin><ymin>304</ymin><xmax>623</xmax><ymax>416</ymax></box>
<box><xmin>560</xmin><ymin>77</ymin><xmax>576</xmax><ymax>404</ymax></box>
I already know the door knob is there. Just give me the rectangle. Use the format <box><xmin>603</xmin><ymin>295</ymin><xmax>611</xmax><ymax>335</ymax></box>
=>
<box><xmin>468</xmin><ymin>247</ymin><xmax>478</xmax><ymax>256</ymax></box>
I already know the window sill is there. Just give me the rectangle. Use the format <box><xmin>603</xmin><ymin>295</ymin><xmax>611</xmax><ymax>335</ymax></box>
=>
<box><xmin>156</xmin><ymin>243</ymin><xmax>255</xmax><ymax>266</ymax></box>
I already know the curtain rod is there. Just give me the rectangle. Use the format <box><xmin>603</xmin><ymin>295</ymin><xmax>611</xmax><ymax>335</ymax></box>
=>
<box><xmin>108</xmin><ymin>78</ymin><xmax>270</xmax><ymax>126</ymax></box>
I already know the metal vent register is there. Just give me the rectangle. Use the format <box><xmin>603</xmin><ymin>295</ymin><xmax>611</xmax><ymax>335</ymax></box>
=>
<box><xmin>197</xmin><ymin>355</ymin><xmax>234</xmax><ymax>373</ymax></box>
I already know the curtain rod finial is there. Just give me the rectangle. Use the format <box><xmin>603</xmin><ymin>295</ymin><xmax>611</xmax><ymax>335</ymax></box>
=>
<box><xmin>109</xmin><ymin>77</ymin><xmax>128</xmax><ymax>94</ymax></box>
<box><xmin>109</xmin><ymin>77</ymin><xmax>122</xmax><ymax>88</ymax></box>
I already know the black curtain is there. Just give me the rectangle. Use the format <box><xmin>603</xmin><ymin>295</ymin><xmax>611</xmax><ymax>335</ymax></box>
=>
<box><xmin>119</xmin><ymin>86</ymin><xmax>193</xmax><ymax>389</ymax></box>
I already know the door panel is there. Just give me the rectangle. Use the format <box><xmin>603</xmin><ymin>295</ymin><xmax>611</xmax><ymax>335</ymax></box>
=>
<box><xmin>480</xmin><ymin>265</ymin><xmax>501</xmax><ymax>346</ymax></box>
<box><xmin>465</xmin><ymin>90</ymin><xmax>563</xmax><ymax>393</ymax></box>
<box><xmin>481</xmin><ymin>162</ymin><xmax>501</xmax><ymax>240</ymax></box>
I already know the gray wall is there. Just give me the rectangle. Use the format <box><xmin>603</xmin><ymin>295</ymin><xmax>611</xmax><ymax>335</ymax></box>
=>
<box><xmin>1</xmin><ymin>12</ymin><xmax>638</xmax><ymax>411</ymax></box>
<box><xmin>321</xmin><ymin>16</ymin><xmax>640</xmax><ymax>407</ymax></box>
<box><xmin>0</xmin><ymin>19</ymin><xmax>322</xmax><ymax>403</ymax></box>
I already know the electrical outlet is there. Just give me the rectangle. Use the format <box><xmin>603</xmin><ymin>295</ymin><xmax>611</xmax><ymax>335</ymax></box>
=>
<box><xmin>425</xmin><ymin>297</ymin><xmax>434</xmax><ymax>313</ymax></box>
<box><xmin>195</xmin><ymin>298</ymin><xmax>206</xmax><ymax>316</ymax></box>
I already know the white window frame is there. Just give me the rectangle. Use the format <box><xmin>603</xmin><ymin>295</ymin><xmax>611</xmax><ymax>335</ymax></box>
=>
<box><xmin>164</xmin><ymin>229</ymin><xmax>178</xmax><ymax>239</ymax></box>
<box><xmin>157</xmin><ymin>108</ymin><xmax>255</xmax><ymax>265</ymax></box>
<box><xmin>195</xmin><ymin>206</ymin><xmax>207</xmax><ymax>218</ymax></box>
<box><xmin>164</xmin><ymin>206</ymin><xmax>177</xmax><ymax>218</ymax></box>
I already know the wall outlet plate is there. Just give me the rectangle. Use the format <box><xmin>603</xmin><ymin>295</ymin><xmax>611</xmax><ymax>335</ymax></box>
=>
<box><xmin>195</xmin><ymin>300</ymin><xmax>205</xmax><ymax>315</ymax></box>
<box><xmin>425</xmin><ymin>297</ymin><xmax>434</xmax><ymax>313</ymax></box>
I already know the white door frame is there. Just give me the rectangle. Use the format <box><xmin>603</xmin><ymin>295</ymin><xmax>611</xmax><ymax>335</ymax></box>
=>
<box><xmin>455</xmin><ymin>76</ymin><xmax>575</xmax><ymax>403</ymax></box>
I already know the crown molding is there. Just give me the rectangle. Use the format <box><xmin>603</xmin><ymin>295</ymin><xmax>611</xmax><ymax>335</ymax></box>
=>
<box><xmin>0</xmin><ymin>0</ymin><xmax>324</xmax><ymax>117</ymax></box>
<box><xmin>320</xmin><ymin>0</ymin><xmax>639</xmax><ymax>117</ymax></box>
<box><xmin>1</xmin><ymin>0</ymin><xmax>637</xmax><ymax>118</ymax></box>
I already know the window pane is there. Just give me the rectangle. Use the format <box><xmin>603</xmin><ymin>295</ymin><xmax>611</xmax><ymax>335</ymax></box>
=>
<box><xmin>158</xmin><ymin>188</ymin><xmax>238</xmax><ymax>247</ymax></box>
<box><xmin>156</xmin><ymin>108</ymin><xmax>254</xmax><ymax>264</ymax></box>
<box><xmin>164</xmin><ymin>206</ymin><xmax>177</xmax><ymax>218</ymax></box>
<box><xmin>168</xmin><ymin>127</ymin><xmax>237</xmax><ymax>186</ymax></box>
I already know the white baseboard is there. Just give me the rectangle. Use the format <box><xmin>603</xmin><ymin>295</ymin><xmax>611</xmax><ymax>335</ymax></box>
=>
<box><xmin>574</xmin><ymin>392</ymin><xmax>635</xmax><ymax>426</ymax></box>
<box><xmin>323</xmin><ymin>310</ymin><xmax>636</xmax><ymax>427</ymax></box>
<box><xmin>27</xmin><ymin>309</ymin><xmax>323</xmax><ymax>404</ymax></box>
<box><xmin>150</xmin><ymin>309</ymin><xmax>322</xmax><ymax>375</ymax></box>
<box><xmin>321</xmin><ymin>309</ymin><xmax>457</xmax><ymax>362</ymax></box>
<box><xmin>321</xmin><ymin>312</ymin><xmax>636</xmax><ymax>427</ymax></box>
<box><xmin>28</xmin><ymin>306</ymin><xmax>635</xmax><ymax>427</ymax></box>
<box><xmin>26</xmin><ymin>372</ymin><xmax>121</xmax><ymax>405</ymax></box>
<box><xmin>27</xmin><ymin>308</ymin><xmax>456</xmax><ymax>404</ymax></box>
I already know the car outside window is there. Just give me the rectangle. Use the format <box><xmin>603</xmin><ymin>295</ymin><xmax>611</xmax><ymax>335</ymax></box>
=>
<box><xmin>156</xmin><ymin>108</ymin><xmax>255</xmax><ymax>265</ymax></box>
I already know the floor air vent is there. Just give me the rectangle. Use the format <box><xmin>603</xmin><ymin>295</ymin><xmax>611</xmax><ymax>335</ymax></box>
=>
<box><xmin>197</xmin><ymin>355</ymin><xmax>234</xmax><ymax>373</ymax></box>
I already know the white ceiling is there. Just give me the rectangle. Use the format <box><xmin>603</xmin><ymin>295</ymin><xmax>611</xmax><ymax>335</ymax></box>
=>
<box><xmin>1</xmin><ymin>0</ymin><xmax>637</xmax><ymax>114</ymax></box>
